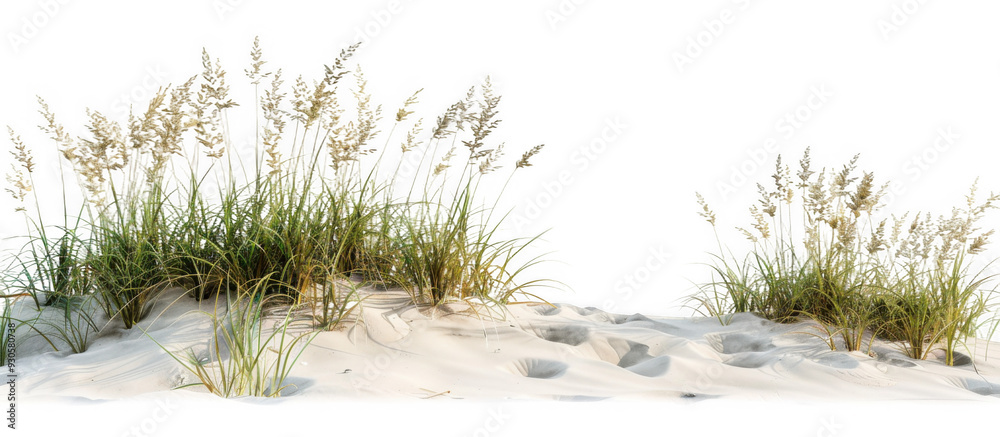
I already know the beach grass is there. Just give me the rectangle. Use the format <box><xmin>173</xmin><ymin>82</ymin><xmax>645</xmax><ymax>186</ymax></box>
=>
<box><xmin>694</xmin><ymin>149</ymin><xmax>998</xmax><ymax>365</ymax></box>
<box><xmin>2</xmin><ymin>38</ymin><xmax>548</xmax><ymax>393</ymax></box>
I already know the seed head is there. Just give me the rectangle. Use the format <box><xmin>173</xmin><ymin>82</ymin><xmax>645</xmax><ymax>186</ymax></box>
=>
<box><xmin>515</xmin><ymin>144</ymin><xmax>544</xmax><ymax>169</ymax></box>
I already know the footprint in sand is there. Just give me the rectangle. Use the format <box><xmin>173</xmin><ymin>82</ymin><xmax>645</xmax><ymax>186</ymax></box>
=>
<box><xmin>951</xmin><ymin>353</ymin><xmax>973</xmax><ymax>367</ymax></box>
<box><xmin>624</xmin><ymin>356</ymin><xmax>671</xmax><ymax>377</ymax></box>
<box><xmin>616</xmin><ymin>341</ymin><xmax>654</xmax><ymax>368</ymax></box>
<box><xmin>576</xmin><ymin>307</ymin><xmax>629</xmax><ymax>324</ymax></box>
<box><xmin>532</xmin><ymin>305</ymin><xmax>562</xmax><ymax>316</ymax></box>
<box><xmin>613</xmin><ymin>314</ymin><xmax>681</xmax><ymax>334</ymax></box>
<box><xmin>505</xmin><ymin>358</ymin><xmax>568</xmax><ymax>379</ymax></box>
<box><xmin>705</xmin><ymin>332</ymin><xmax>775</xmax><ymax>354</ymax></box>
<box><xmin>721</xmin><ymin>353</ymin><xmax>775</xmax><ymax>369</ymax></box>
<box><xmin>928</xmin><ymin>349</ymin><xmax>974</xmax><ymax>366</ymax></box>
<box><xmin>532</xmin><ymin>325</ymin><xmax>591</xmax><ymax>346</ymax></box>
<box><xmin>952</xmin><ymin>377</ymin><xmax>1000</xmax><ymax>397</ymax></box>
<box><xmin>603</xmin><ymin>338</ymin><xmax>670</xmax><ymax>377</ymax></box>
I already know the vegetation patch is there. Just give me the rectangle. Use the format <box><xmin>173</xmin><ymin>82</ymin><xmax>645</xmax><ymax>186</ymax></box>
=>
<box><xmin>693</xmin><ymin>148</ymin><xmax>998</xmax><ymax>365</ymax></box>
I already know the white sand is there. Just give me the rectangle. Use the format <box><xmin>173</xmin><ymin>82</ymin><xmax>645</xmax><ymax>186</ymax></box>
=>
<box><xmin>9</xmin><ymin>287</ymin><xmax>1000</xmax><ymax>434</ymax></box>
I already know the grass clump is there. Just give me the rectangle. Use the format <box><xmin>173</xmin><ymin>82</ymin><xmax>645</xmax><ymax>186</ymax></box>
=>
<box><xmin>390</xmin><ymin>97</ymin><xmax>549</xmax><ymax>305</ymax></box>
<box><xmin>693</xmin><ymin>148</ymin><xmax>998</xmax><ymax>365</ymax></box>
<box><xmin>2</xmin><ymin>38</ymin><xmax>550</xmax><ymax>395</ymax></box>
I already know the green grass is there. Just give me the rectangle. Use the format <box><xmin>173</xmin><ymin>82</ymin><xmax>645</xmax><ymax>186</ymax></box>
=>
<box><xmin>150</xmin><ymin>279</ymin><xmax>314</xmax><ymax>398</ymax></box>
<box><xmin>36</xmin><ymin>294</ymin><xmax>100</xmax><ymax>354</ymax></box>
<box><xmin>694</xmin><ymin>149</ymin><xmax>999</xmax><ymax>364</ymax></box>
<box><xmin>90</xmin><ymin>187</ymin><xmax>169</xmax><ymax>329</ymax></box>
<box><xmin>1</xmin><ymin>295</ymin><xmax>60</xmax><ymax>359</ymax></box>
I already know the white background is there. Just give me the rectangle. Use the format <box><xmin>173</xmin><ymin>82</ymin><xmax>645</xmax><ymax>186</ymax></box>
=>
<box><xmin>3</xmin><ymin>0</ymin><xmax>1000</xmax><ymax>434</ymax></box>
<box><xmin>3</xmin><ymin>0</ymin><xmax>1000</xmax><ymax>314</ymax></box>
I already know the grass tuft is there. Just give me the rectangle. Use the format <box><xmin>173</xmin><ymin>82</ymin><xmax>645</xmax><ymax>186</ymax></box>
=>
<box><xmin>693</xmin><ymin>148</ymin><xmax>998</xmax><ymax>364</ymax></box>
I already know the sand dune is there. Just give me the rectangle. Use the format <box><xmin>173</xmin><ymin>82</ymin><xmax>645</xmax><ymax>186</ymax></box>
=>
<box><xmin>8</xmin><ymin>286</ymin><xmax>1000</xmax><ymax>434</ymax></box>
<box><xmin>14</xmin><ymin>287</ymin><xmax>1000</xmax><ymax>402</ymax></box>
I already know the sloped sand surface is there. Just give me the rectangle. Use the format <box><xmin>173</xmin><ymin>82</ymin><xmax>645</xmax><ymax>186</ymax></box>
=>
<box><xmin>14</xmin><ymin>287</ymin><xmax>1000</xmax><ymax>402</ymax></box>
<box><xmin>9</xmin><ymin>287</ymin><xmax>1000</xmax><ymax>434</ymax></box>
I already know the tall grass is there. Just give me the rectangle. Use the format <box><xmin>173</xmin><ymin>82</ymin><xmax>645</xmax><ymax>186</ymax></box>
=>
<box><xmin>694</xmin><ymin>149</ymin><xmax>998</xmax><ymax>364</ymax></box>
<box><xmin>3</xmin><ymin>123</ymin><xmax>92</xmax><ymax>310</ymax></box>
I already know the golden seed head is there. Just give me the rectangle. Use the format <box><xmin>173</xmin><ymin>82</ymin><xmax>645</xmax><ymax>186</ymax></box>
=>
<box><xmin>7</xmin><ymin>127</ymin><xmax>34</xmax><ymax>173</ymax></box>
<box><xmin>396</xmin><ymin>89</ymin><xmax>422</xmax><ymax>123</ymax></box>
<box><xmin>433</xmin><ymin>146</ymin><xmax>457</xmax><ymax>176</ymax></box>
<box><xmin>401</xmin><ymin>118</ymin><xmax>424</xmax><ymax>153</ymax></box>
<box><xmin>866</xmin><ymin>219</ymin><xmax>887</xmax><ymax>254</ymax></box>
<box><xmin>749</xmin><ymin>205</ymin><xmax>770</xmax><ymax>239</ymax></box>
<box><xmin>245</xmin><ymin>36</ymin><xmax>271</xmax><ymax>85</ymax></box>
<box><xmin>478</xmin><ymin>143</ymin><xmax>505</xmax><ymax>175</ymax></box>
<box><xmin>696</xmin><ymin>192</ymin><xmax>716</xmax><ymax>226</ymax></box>
<box><xmin>5</xmin><ymin>127</ymin><xmax>33</xmax><ymax>210</ymax></box>
<box><xmin>796</xmin><ymin>146</ymin><xmax>814</xmax><ymax>187</ymax></box>
<box><xmin>969</xmin><ymin>230</ymin><xmax>994</xmax><ymax>254</ymax></box>
<box><xmin>737</xmin><ymin>227</ymin><xmax>758</xmax><ymax>243</ymax></box>
<box><xmin>515</xmin><ymin>144</ymin><xmax>544</xmax><ymax>169</ymax></box>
